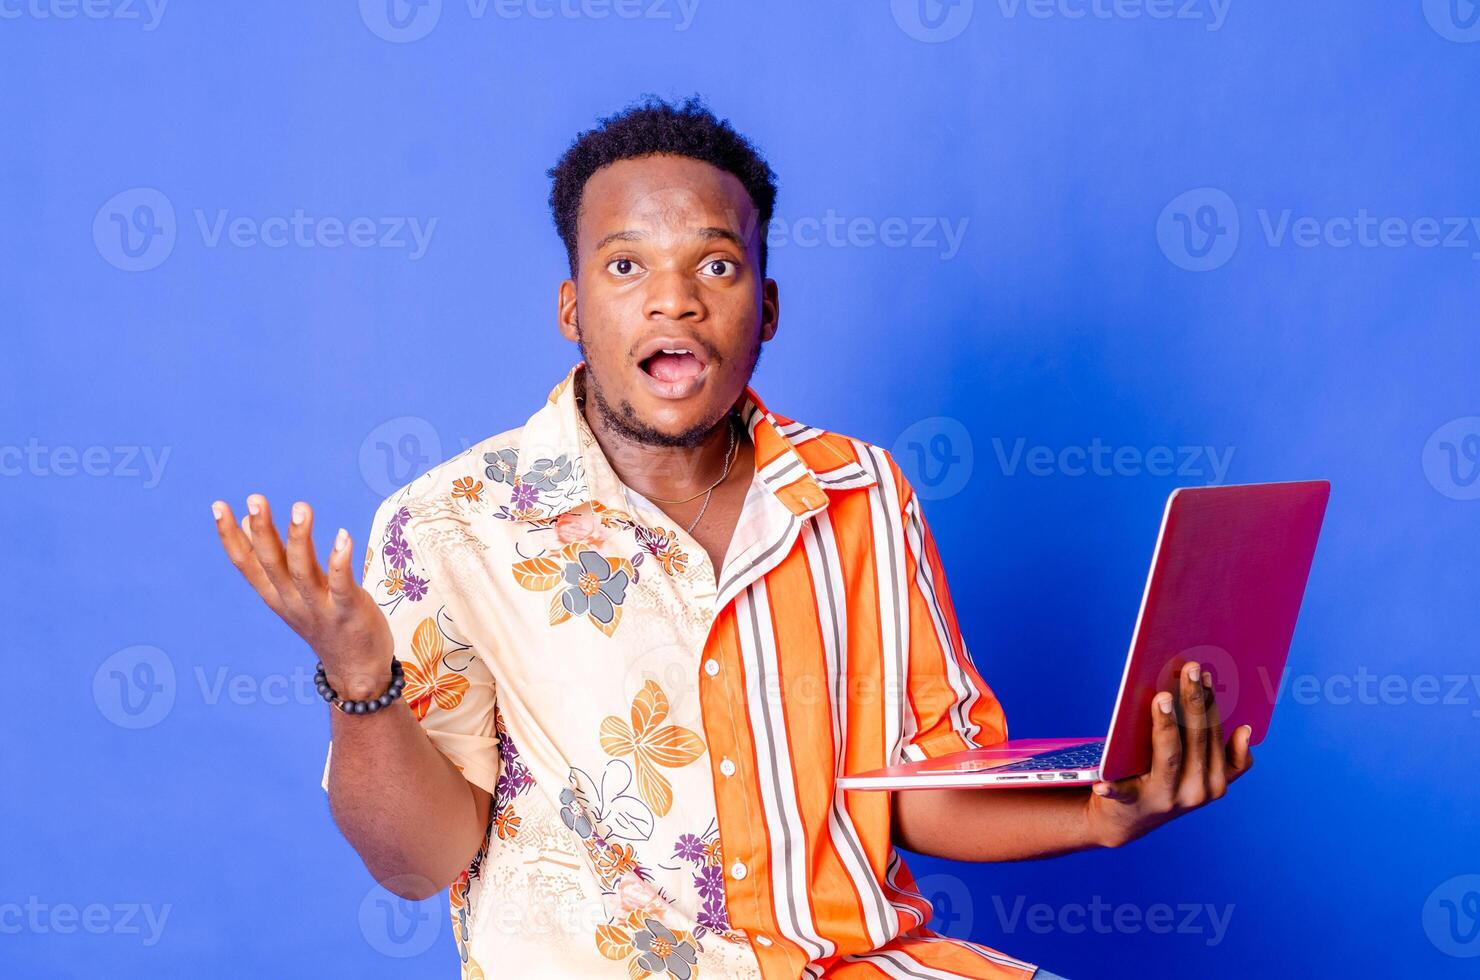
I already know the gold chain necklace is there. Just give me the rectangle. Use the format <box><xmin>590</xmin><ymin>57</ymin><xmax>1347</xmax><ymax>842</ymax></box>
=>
<box><xmin>577</xmin><ymin>393</ymin><xmax>740</xmax><ymax>533</ymax></box>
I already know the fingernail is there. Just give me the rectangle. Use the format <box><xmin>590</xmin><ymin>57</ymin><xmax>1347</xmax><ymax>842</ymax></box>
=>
<box><xmin>1240</xmin><ymin>725</ymin><xmax>1252</xmax><ymax>738</ymax></box>
<box><xmin>291</xmin><ymin>502</ymin><xmax>306</xmax><ymax>526</ymax></box>
<box><xmin>1158</xmin><ymin>693</ymin><xmax>1174</xmax><ymax>714</ymax></box>
<box><xmin>1189</xmin><ymin>663</ymin><xmax>1201</xmax><ymax>683</ymax></box>
<box><xmin>1201</xmin><ymin>670</ymin><xmax>1213</xmax><ymax>689</ymax></box>
<box><xmin>211</xmin><ymin>501</ymin><xmax>224</xmax><ymax>520</ymax></box>
<box><xmin>248</xmin><ymin>496</ymin><xmax>261</xmax><ymax>516</ymax></box>
<box><xmin>1093</xmin><ymin>784</ymin><xmax>1109</xmax><ymax>797</ymax></box>
<box><xmin>334</xmin><ymin>528</ymin><xmax>348</xmax><ymax>552</ymax></box>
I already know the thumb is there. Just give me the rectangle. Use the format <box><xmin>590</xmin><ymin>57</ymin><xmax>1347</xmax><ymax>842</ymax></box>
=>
<box><xmin>1092</xmin><ymin>778</ymin><xmax>1140</xmax><ymax>804</ymax></box>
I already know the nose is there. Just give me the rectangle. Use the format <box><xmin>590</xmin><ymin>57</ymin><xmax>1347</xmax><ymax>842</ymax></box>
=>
<box><xmin>643</xmin><ymin>268</ymin><xmax>705</xmax><ymax>322</ymax></box>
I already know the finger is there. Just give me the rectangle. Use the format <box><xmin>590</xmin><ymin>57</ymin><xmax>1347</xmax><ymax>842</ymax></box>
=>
<box><xmin>1226</xmin><ymin>724</ymin><xmax>1255</xmax><ymax>782</ymax></box>
<box><xmin>1146</xmin><ymin>690</ymin><xmax>1182</xmax><ymax>802</ymax></box>
<box><xmin>1175</xmin><ymin>661</ymin><xmax>1209</xmax><ymax>804</ymax></box>
<box><xmin>246</xmin><ymin>494</ymin><xmax>303</xmax><ymax>614</ymax></box>
<box><xmin>212</xmin><ymin>500</ymin><xmax>286</xmax><ymax>613</ymax></box>
<box><xmin>326</xmin><ymin>526</ymin><xmax>360</xmax><ymax>606</ymax></box>
<box><xmin>1202</xmin><ymin>668</ymin><xmax>1229</xmax><ymax>799</ymax></box>
<box><xmin>284</xmin><ymin>501</ymin><xmax>329</xmax><ymax>604</ymax></box>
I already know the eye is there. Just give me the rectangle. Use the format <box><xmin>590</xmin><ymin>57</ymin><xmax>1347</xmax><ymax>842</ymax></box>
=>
<box><xmin>702</xmin><ymin>258</ymin><xmax>737</xmax><ymax>278</ymax></box>
<box><xmin>607</xmin><ymin>257</ymin><xmax>641</xmax><ymax>277</ymax></box>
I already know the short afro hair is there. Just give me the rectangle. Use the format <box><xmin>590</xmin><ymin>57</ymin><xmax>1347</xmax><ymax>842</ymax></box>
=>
<box><xmin>547</xmin><ymin>95</ymin><xmax>779</xmax><ymax>277</ymax></box>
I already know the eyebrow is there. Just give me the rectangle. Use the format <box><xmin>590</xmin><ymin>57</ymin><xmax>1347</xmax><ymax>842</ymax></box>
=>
<box><xmin>593</xmin><ymin>226</ymin><xmax>746</xmax><ymax>252</ymax></box>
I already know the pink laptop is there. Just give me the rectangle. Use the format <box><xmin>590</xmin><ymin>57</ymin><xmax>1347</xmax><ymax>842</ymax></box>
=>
<box><xmin>837</xmin><ymin>480</ymin><xmax>1331</xmax><ymax>791</ymax></box>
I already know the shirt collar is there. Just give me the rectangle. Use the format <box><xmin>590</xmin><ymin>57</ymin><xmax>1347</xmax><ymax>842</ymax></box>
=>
<box><xmin>512</xmin><ymin>361</ymin><xmax>876</xmax><ymax>523</ymax></box>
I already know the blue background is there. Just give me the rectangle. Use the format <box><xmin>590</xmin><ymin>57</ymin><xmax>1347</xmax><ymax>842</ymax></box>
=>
<box><xmin>4</xmin><ymin>1</ymin><xmax>1478</xmax><ymax>976</ymax></box>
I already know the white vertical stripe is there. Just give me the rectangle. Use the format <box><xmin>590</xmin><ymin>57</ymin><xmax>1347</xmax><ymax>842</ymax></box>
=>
<box><xmin>803</xmin><ymin>513</ymin><xmax>898</xmax><ymax>950</ymax></box>
<box><xmin>884</xmin><ymin>850</ymin><xmax>930</xmax><ymax>931</ymax></box>
<box><xmin>736</xmin><ymin>582</ymin><xmax>834</xmax><ymax>964</ymax></box>
<box><xmin>902</xmin><ymin>495</ymin><xmax>983</xmax><ymax>747</ymax></box>
<box><xmin>860</xmin><ymin>446</ymin><xmax>909</xmax><ymax>764</ymax></box>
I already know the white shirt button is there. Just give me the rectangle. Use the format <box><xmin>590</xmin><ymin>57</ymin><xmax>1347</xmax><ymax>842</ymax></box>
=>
<box><xmin>719</xmin><ymin>757</ymin><xmax>736</xmax><ymax>777</ymax></box>
<box><xmin>704</xmin><ymin>658</ymin><xmax>720</xmax><ymax>677</ymax></box>
<box><xmin>730</xmin><ymin>861</ymin><xmax>748</xmax><ymax>880</ymax></box>
<box><xmin>755</xmin><ymin>934</ymin><xmax>773</xmax><ymax>947</ymax></box>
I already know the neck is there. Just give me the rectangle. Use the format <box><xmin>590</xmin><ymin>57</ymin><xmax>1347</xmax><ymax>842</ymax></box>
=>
<box><xmin>577</xmin><ymin>370</ymin><xmax>752</xmax><ymax>502</ymax></box>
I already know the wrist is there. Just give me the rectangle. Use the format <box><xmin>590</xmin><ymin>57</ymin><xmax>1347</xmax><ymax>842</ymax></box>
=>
<box><xmin>1084</xmin><ymin>793</ymin><xmax>1128</xmax><ymax>849</ymax></box>
<box><xmin>323</xmin><ymin>660</ymin><xmax>395</xmax><ymax>702</ymax></box>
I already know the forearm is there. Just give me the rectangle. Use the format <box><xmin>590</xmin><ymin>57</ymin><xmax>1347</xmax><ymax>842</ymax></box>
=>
<box><xmin>891</xmin><ymin>785</ymin><xmax>1104</xmax><ymax>862</ymax></box>
<box><xmin>326</xmin><ymin>697</ymin><xmax>491</xmax><ymax>898</ymax></box>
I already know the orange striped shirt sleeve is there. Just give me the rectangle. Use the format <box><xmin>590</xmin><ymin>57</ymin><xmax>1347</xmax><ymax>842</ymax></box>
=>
<box><xmin>888</xmin><ymin>454</ymin><xmax>1009</xmax><ymax>763</ymax></box>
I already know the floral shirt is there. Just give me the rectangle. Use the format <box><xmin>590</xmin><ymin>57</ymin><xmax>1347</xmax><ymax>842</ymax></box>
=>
<box><xmin>323</xmin><ymin>362</ymin><xmax>1037</xmax><ymax>979</ymax></box>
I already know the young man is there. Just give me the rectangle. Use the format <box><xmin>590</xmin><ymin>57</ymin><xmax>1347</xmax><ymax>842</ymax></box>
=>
<box><xmin>211</xmin><ymin>97</ymin><xmax>1252</xmax><ymax>979</ymax></box>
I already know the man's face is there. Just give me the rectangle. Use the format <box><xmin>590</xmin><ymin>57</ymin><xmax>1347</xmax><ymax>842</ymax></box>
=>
<box><xmin>558</xmin><ymin>154</ymin><xmax>779</xmax><ymax>449</ymax></box>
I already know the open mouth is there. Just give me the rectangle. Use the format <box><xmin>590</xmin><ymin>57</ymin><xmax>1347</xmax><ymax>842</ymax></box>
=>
<box><xmin>638</xmin><ymin>346</ymin><xmax>707</xmax><ymax>385</ymax></box>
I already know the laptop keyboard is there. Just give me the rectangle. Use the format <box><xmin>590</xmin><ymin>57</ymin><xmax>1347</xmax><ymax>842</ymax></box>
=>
<box><xmin>991</xmin><ymin>742</ymin><xmax>1106</xmax><ymax>772</ymax></box>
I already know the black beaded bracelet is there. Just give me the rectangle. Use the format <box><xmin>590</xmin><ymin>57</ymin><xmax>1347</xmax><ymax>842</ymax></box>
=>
<box><xmin>314</xmin><ymin>658</ymin><xmax>405</xmax><ymax>714</ymax></box>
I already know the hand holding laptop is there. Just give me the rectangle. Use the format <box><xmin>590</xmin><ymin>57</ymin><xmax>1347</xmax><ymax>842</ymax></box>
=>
<box><xmin>838</xmin><ymin>480</ymin><xmax>1330</xmax><ymax>812</ymax></box>
<box><xmin>1083</xmin><ymin>658</ymin><xmax>1254</xmax><ymax>848</ymax></box>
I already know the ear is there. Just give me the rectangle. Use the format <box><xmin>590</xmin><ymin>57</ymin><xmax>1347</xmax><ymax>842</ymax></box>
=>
<box><xmin>760</xmin><ymin>277</ymin><xmax>780</xmax><ymax>343</ymax></box>
<box><xmin>558</xmin><ymin>278</ymin><xmax>578</xmax><ymax>343</ymax></box>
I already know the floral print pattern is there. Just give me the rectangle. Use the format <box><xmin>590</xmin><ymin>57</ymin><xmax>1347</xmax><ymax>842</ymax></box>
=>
<box><xmin>599</xmin><ymin>681</ymin><xmax>706</xmax><ymax>818</ymax></box>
